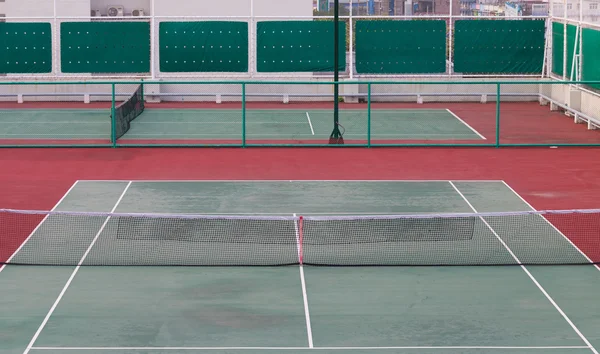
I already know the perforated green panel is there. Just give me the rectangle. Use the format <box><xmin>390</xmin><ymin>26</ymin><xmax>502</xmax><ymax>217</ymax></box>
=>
<box><xmin>257</xmin><ymin>21</ymin><xmax>345</xmax><ymax>72</ymax></box>
<box><xmin>552</xmin><ymin>23</ymin><xmax>578</xmax><ymax>78</ymax></box>
<box><xmin>582</xmin><ymin>28</ymin><xmax>600</xmax><ymax>90</ymax></box>
<box><xmin>61</xmin><ymin>22</ymin><xmax>150</xmax><ymax>73</ymax></box>
<box><xmin>160</xmin><ymin>22</ymin><xmax>248</xmax><ymax>73</ymax></box>
<box><xmin>454</xmin><ymin>20</ymin><xmax>545</xmax><ymax>74</ymax></box>
<box><xmin>0</xmin><ymin>23</ymin><xmax>51</xmax><ymax>73</ymax></box>
<box><xmin>355</xmin><ymin>20</ymin><xmax>446</xmax><ymax>74</ymax></box>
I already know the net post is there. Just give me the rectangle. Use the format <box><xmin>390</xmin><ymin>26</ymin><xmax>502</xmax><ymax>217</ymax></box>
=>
<box><xmin>298</xmin><ymin>215</ymin><xmax>304</xmax><ymax>265</ymax></box>
<box><xmin>242</xmin><ymin>82</ymin><xmax>246</xmax><ymax>147</ymax></box>
<box><xmin>496</xmin><ymin>82</ymin><xmax>500</xmax><ymax>148</ymax></box>
<box><xmin>140</xmin><ymin>79</ymin><xmax>144</xmax><ymax>103</ymax></box>
<box><xmin>367</xmin><ymin>83</ymin><xmax>371</xmax><ymax>147</ymax></box>
<box><xmin>111</xmin><ymin>83</ymin><xmax>116</xmax><ymax>147</ymax></box>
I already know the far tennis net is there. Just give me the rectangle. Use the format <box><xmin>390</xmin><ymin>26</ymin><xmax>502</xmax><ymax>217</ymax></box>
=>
<box><xmin>113</xmin><ymin>84</ymin><xmax>144</xmax><ymax>140</ymax></box>
<box><xmin>1</xmin><ymin>208</ymin><xmax>598</xmax><ymax>266</ymax></box>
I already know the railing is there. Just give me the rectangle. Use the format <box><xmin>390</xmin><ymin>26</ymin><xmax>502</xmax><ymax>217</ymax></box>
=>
<box><xmin>0</xmin><ymin>79</ymin><xmax>599</xmax><ymax>148</ymax></box>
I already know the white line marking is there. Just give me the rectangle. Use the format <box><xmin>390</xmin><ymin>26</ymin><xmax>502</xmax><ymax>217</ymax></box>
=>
<box><xmin>0</xmin><ymin>180</ymin><xmax>80</xmax><ymax>274</ymax></box>
<box><xmin>22</xmin><ymin>181</ymin><xmax>133</xmax><ymax>354</ymax></box>
<box><xmin>449</xmin><ymin>181</ymin><xmax>599</xmax><ymax>354</ymax></box>
<box><xmin>500</xmin><ymin>180</ymin><xmax>600</xmax><ymax>272</ymax></box>
<box><xmin>305</xmin><ymin>112</ymin><xmax>315</xmax><ymax>135</ymax></box>
<box><xmin>446</xmin><ymin>109</ymin><xmax>487</xmax><ymax>140</ymax></box>
<box><xmin>294</xmin><ymin>213</ymin><xmax>314</xmax><ymax>348</ymax></box>
<box><xmin>30</xmin><ymin>346</ymin><xmax>591</xmax><ymax>351</ymax></box>
<box><xmin>78</xmin><ymin>179</ymin><xmax>506</xmax><ymax>183</ymax></box>
<box><xmin>121</xmin><ymin>133</ymin><xmax>481</xmax><ymax>137</ymax></box>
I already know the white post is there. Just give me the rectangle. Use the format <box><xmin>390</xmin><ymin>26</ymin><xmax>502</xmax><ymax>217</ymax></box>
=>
<box><xmin>150</xmin><ymin>0</ymin><xmax>156</xmax><ymax>79</ymax></box>
<box><xmin>562</xmin><ymin>0</ymin><xmax>567</xmax><ymax>80</ymax></box>
<box><xmin>250</xmin><ymin>0</ymin><xmax>255</xmax><ymax>78</ymax></box>
<box><xmin>578</xmin><ymin>0</ymin><xmax>583</xmax><ymax>83</ymax></box>
<box><xmin>53</xmin><ymin>0</ymin><xmax>58</xmax><ymax>76</ymax></box>
<box><xmin>448</xmin><ymin>0</ymin><xmax>453</xmax><ymax>76</ymax></box>
<box><xmin>349</xmin><ymin>0</ymin><xmax>353</xmax><ymax>79</ymax></box>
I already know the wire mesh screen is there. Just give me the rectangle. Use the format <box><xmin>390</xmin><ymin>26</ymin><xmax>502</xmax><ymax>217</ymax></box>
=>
<box><xmin>0</xmin><ymin>82</ymin><xmax>113</xmax><ymax>147</ymax></box>
<box><xmin>2</xmin><ymin>208</ymin><xmax>599</xmax><ymax>266</ymax></box>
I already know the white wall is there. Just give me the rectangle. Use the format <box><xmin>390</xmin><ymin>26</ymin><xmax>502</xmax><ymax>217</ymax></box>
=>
<box><xmin>154</xmin><ymin>0</ymin><xmax>251</xmax><ymax>16</ymax></box>
<box><xmin>91</xmin><ymin>0</ymin><xmax>150</xmax><ymax>16</ymax></box>
<box><xmin>56</xmin><ymin>0</ymin><xmax>91</xmax><ymax>17</ymax></box>
<box><xmin>5</xmin><ymin>0</ymin><xmax>54</xmax><ymax>17</ymax></box>
<box><xmin>253</xmin><ymin>0</ymin><xmax>313</xmax><ymax>17</ymax></box>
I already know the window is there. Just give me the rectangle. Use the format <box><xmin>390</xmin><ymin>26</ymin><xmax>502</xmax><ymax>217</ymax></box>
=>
<box><xmin>591</xmin><ymin>3</ymin><xmax>598</xmax><ymax>9</ymax></box>
<box><xmin>567</xmin><ymin>3</ymin><xmax>572</xmax><ymax>10</ymax></box>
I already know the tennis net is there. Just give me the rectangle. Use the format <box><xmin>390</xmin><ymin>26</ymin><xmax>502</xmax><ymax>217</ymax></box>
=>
<box><xmin>114</xmin><ymin>84</ymin><xmax>144</xmax><ymax>140</ymax></box>
<box><xmin>1</xmin><ymin>208</ymin><xmax>599</xmax><ymax>266</ymax></box>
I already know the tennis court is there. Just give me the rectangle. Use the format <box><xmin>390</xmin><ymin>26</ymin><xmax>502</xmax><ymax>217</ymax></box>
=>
<box><xmin>0</xmin><ymin>107</ymin><xmax>484</xmax><ymax>144</ymax></box>
<box><xmin>2</xmin><ymin>180</ymin><xmax>600</xmax><ymax>354</ymax></box>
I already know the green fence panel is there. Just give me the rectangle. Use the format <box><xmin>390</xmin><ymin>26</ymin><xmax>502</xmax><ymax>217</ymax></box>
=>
<box><xmin>257</xmin><ymin>21</ymin><xmax>345</xmax><ymax>72</ymax></box>
<box><xmin>552</xmin><ymin>22</ymin><xmax>577</xmax><ymax>77</ymax></box>
<box><xmin>0</xmin><ymin>23</ymin><xmax>52</xmax><ymax>73</ymax></box>
<box><xmin>160</xmin><ymin>21</ymin><xmax>248</xmax><ymax>73</ymax></box>
<box><xmin>454</xmin><ymin>20</ymin><xmax>545</xmax><ymax>74</ymax></box>
<box><xmin>582</xmin><ymin>28</ymin><xmax>600</xmax><ymax>90</ymax></box>
<box><xmin>355</xmin><ymin>20</ymin><xmax>446</xmax><ymax>74</ymax></box>
<box><xmin>61</xmin><ymin>22</ymin><xmax>150</xmax><ymax>73</ymax></box>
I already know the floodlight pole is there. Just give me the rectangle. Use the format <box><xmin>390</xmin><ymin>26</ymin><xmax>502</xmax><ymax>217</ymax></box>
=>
<box><xmin>329</xmin><ymin>0</ymin><xmax>344</xmax><ymax>144</ymax></box>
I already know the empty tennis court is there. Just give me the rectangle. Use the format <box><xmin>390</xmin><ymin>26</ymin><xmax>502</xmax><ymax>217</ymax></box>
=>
<box><xmin>1</xmin><ymin>180</ymin><xmax>600</xmax><ymax>354</ymax></box>
<box><xmin>0</xmin><ymin>108</ymin><xmax>484</xmax><ymax>142</ymax></box>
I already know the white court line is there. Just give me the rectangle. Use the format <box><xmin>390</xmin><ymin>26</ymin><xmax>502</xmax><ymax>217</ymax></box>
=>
<box><xmin>501</xmin><ymin>180</ymin><xmax>600</xmax><ymax>272</ymax></box>
<box><xmin>449</xmin><ymin>181</ymin><xmax>599</xmax><ymax>354</ymax></box>
<box><xmin>0</xmin><ymin>180</ymin><xmax>80</xmax><ymax>274</ymax></box>
<box><xmin>305</xmin><ymin>112</ymin><xmax>315</xmax><ymax>135</ymax></box>
<box><xmin>294</xmin><ymin>213</ymin><xmax>314</xmax><ymax>348</ymax></box>
<box><xmin>22</xmin><ymin>181</ymin><xmax>133</xmax><ymax>354</ymax></box>
<box><xmin>445</xmin><ymin>109</ymin><xmax>487</xmax><ymax>140</ymax></box>
<box><xmin>30</xmin><ymin>346</ymin><xmax>590</xmax><ymax>351</ymax></box>
<box><xmin>114</xmin><ymin>179</ymin><xmax>505</xmax><ymax>183</ymax></box>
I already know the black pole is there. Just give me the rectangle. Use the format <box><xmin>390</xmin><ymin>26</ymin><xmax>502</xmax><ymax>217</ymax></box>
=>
<box><xmin>329</xmin><ymin>0</ymin><xmax>344</xmax><ymax>144</ymax></box>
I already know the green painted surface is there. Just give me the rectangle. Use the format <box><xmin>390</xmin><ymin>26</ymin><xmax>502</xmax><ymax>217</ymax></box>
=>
<box><xmin>159</xmin><ymin>22</ymin><xmax>248</xmax><ymax>73</ymax></box>
<box><xmin>305</xmin><ymin>266</ymin><xmax>583</xmax><ymax>347</ymax></box>
<box><xmin>122</xmin><ymin>109</ymin><xmax>481</xmax><ymax>141</ymax></box>
<box><xmin>0</xmin><ymin>22</ymin><xmax>52</xmax><ymax>73</ymax></box>
<box><xmin>454</xmin><ymin>20</ymin><xmax>545</xmax><ymax>74</ymax></box>
<box><xmin>355</xmin><ymin>20</ymin><xmax>446</xmax><ymax>74</ymax></box>
<box><xmin>0</xmin><ymin>110</ymin><xmax>109</xmax><ymax>139</ymax></box>
<box><xmin>117</xmin><ymin>181</ymin><xmax>468</xmax><ymax>215</ymax></box>
<box><xmin>582</xmin><ymin>28</ymin><xmax>600</xmax><ymax>90</ymax></box>
<box><xmin>256</xmin><ymin>21</ymin><xmax>346</xmax><ymax>72</ymax></box>
<box><xmin>0</xmin><ymin>109</ymin><xmax>481</xmax><ymax>141</ymax></box>
<box><xmin>61</xmin><ymin>22</ymin><xmax>150</xmax><ymax>73</ymax></box>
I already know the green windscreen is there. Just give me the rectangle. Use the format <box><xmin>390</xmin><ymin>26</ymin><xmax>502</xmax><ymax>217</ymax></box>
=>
<box><xmin>552</xmin><ymin>22</ymin><xmax>577</xmax><ymax>78</ymax></box>
<box><xmin>159</xmin><ymin>21</ymin><xmax>248</xmax><ymax>73</ymax></box>
<box><xmin>61</xmin><ymin>22</ymin><xmax>150</xmax><ymax>73</ymax></box>
<box><xmin>256</xmin><ymin>21</ymin><xmax>345</xmax><ymax>72</ymax></box>
<box><xmin>355</xmin><ymin>20</ymin><xmax>446</xmax><ymax>74</ymax></box>
<box><xmin>0</xmin><ymin>23</ymin><xmax>52</xmax><ymax>73</ymax></box>
<box><xmin>454</xmin><ymin>20</ymin><xmax>545</xmax><ymax>74</ymax></box>
<box><xmin>582</xmin><ymin>28</ymin><xmax>600</xmax><ymax>89</ymax></box>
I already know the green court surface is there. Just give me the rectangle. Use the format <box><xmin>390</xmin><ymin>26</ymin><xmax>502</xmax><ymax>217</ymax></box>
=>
<box><xmin>0</xmin><ymin>109</ymin><xmax>485</xmax><ymax>141</ymax></box>
<box><xmin>1</xmin><ymin>180</ymin><xmax>600</xmax><ymax>354</ymax></box>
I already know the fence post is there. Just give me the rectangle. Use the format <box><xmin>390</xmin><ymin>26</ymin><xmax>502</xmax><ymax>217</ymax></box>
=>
<box><xmin>495</xmin><ymin>83</ymin><xmax>500</xmax><ymax>148</ymax></box>
<box><xmin>242</xmin><ymin>83</ymin><xmax>246</xmax><ymax>147</ymax></box>
<box><xmin>367</xmin><ymin>83</ymin><xmax>371</xmax><ymax>147</ymax></box>
<box><xmin>111</xmin><ymin>83</ymin><xmax>116</xmax><ymax>148</ymax></box>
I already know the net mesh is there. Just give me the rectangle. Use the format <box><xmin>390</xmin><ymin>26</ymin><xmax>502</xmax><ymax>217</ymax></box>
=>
<box><xmin>114</xmin><ymin>84</ymin><xmax>145</xmax><ymax>140</ymax></box>
<box><xmin>1</xmin><ymin>208</ymin><xmax>599</xmax><ymax>266</ymax></box>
